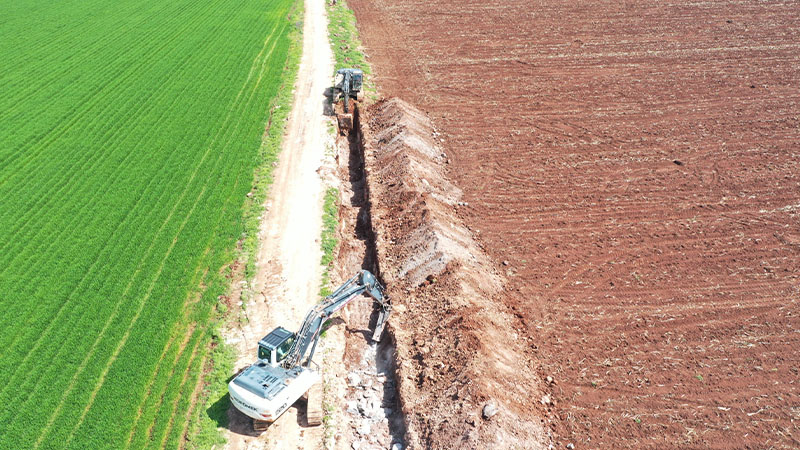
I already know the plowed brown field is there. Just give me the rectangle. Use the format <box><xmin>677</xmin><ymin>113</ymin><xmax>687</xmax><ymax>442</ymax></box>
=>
<box><xmin>348</xmin><ymin>0</ymin><xmax>800</xmax><ymax>447</ymax></box>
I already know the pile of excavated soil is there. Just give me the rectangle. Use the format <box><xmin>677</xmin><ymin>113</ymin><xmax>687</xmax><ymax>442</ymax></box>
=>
<box><xmin>361</xmin><ymin>98</ymin><xmax>547</xmax><ymax>449</ymax></box>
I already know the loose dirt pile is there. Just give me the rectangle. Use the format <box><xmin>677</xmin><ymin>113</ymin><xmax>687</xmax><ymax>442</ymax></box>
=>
<box><xmin>360</xmin><ymin>99</ymin><xmax>547</xmax><ymax>449</ymax></box>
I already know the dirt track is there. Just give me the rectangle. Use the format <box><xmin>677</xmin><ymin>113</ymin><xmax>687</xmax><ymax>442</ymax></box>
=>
<box><xmin>348</xmin><ymin>0</ymin><xmax>800</xmax><ymax>447</ymax></box>
<box><xmin>222</xmin><ymin>0</ymin><xmax>335</xmax><ymax>447</ymax></box>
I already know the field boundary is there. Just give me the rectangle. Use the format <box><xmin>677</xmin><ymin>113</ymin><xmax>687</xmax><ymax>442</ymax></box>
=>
<box><xmin>183</xmin><ymin>1</ymin><xmax>306</xmax><ymax>448</ymax></box>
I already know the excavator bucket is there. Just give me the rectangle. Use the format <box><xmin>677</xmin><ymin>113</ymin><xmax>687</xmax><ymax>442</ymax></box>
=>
<box><xmin>371</xmin><ymin>304</ymin><xmax>392</xmax><ymax>342</ymax></box>
<box><xmin>337</xmin><ymin>113</ymin><xmax>353</xmax><ymax>134</ymax></box>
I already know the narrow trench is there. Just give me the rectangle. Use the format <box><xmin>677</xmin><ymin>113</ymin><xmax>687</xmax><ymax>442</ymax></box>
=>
<box><xmin>340</xmin><ymin>105</ymin><xmax>406</xmax><ymax>449</ymax></box>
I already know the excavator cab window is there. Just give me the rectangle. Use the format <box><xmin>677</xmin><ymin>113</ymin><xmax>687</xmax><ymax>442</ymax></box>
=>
<box><xmin>275</xmin><ymin>335</ymin><xmax>295</xmax><ymax>362</ymax></box>
<box><xmin>257</xmin><ymin>345</ymin><xmax>272</xmax><ymax>363</ymax></box>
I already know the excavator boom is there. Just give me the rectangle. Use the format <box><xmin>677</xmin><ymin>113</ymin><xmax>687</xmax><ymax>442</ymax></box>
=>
<box><xmin>283</xmin><ymin>270</ymin><xmax>390</xmax><ymax>369</ymax></box>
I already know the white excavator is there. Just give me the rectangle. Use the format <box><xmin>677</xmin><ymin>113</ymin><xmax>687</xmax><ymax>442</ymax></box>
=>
<box><xmin>228</xmin><ymin>270</ymin><xmax>391</xmax><ymax>429</ymax></box>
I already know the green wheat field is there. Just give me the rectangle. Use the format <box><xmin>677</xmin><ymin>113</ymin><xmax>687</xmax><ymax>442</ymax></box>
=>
<box><xmin>0</xmin><ymin>0</ymin><xmax>296</xmax><ymax>447</ymax></box>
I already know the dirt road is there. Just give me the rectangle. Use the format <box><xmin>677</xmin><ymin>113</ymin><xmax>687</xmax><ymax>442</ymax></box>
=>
<box><xmin>348</xmin><ymin>0</ymin><xmax>800</xmax><ymax>447</ymax></box>
<box><xmin>223</xmin><ymin>0</ymin><xmax>335</xmax><ymax>448</ymax></box>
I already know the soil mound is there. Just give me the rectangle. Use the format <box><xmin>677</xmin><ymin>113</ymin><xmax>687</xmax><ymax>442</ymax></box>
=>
<box><xmin>361</xmin><ymin>98</ymin><xmax>546</xmax><ymax>449</ymax></box>
<box><xmin>366</xmin><ymin>99</ymin><xmax>499</xmax><ymax>292</ymax></box>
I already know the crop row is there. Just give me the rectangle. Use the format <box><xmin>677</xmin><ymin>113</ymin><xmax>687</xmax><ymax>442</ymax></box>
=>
<box><xmin>0</xmin><ymin>0</ymin><xmax>296</xmax><ymax>448</ymax></box>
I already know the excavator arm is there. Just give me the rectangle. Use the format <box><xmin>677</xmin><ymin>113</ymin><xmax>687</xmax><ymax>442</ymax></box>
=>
<box><xmin>281</xmin><ymin>270</ymin><xmax>391</xmax><ymax>369</ymax></box>
<box><xmin>341</xmin><ymin>70</ymin><xmax>352</xmax><ymax>113</ymax></box>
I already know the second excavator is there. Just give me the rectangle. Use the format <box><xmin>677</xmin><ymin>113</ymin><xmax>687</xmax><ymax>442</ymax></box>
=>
<box><xmin>333</xmin><ymin>67</ymin><xmax>363</xmax><ymax>134</ymax></box>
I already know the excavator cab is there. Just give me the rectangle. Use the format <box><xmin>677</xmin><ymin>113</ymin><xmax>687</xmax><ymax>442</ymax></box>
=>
<box><xmin>257</xmin><ymin>327</ymin><xmax>295</xmax><ymax>367</ymax></box>
<box><xmin>334</xmin><ymin>68</ymin><xmax>363</xmax><ymax>99</ymax></box>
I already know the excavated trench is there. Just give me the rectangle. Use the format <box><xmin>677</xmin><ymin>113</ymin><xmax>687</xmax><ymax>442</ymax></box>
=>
<box><xmin>338</xmin><ymin>98</ymin><xmax>548</xmax><ymax>449</ymax></box>
<box><xmin>332</xmin><ymin>103</ymin><xmax>406</xmax><ymax>450</ymax></box>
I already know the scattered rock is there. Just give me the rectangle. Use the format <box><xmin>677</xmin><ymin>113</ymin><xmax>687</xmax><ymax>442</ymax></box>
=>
<box><xmin>391</xmin><ymin>443</ymin><xmax>404</xmax><ymax>450</ymax></box>
<box><xmin>348</xmin><ymin>372</ymin><xmax>362</xmax><ymax>387</ymax></box>
<box><xmin>356</xmin><ymin>421</ymin><xmax>371</xmax><ymax>436</ymax></box>
<box><xmin>502</xmin><ymin>260</ymin><xmax>509</xmax><ymax>266</ymax></box>
<box><xmin>367</xmin><ymin>407</ymin><xmax>384</xmax><ymax>421</ymax></box>
<box><xmin>369</xmin><ymin>397</ymin><xmax>382</xmax><ymax>412</ymax></box>
<box><xmin>482</xmin><ymin>401</ymin><xmax>498</xmax><ymax>420</ymax></box>
<box><xmin>546</xmin><ymin>375</ymin><xmax>556</xmax><ymax>385</ymax></box>
<box><xmin>361</xmin><ymin>377</ymin><xmax>373</xmax><ymax>390</ymax></box>
<box><xmin>566</xmin><ymin>443</ymin><xmax>575</xmax><ymax>449</ymax></box>
<box><xmin>541</xmin><ymin>395</ymin><xmax>553</xmax><ymax>406</ymax></box>
<box><xmin>346</xmin><ymin>400</ymin><xmax>359</xmax><ymax>415</ymax></box>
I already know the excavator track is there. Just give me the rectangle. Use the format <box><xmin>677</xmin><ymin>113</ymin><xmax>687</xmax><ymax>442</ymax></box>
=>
<box><xmin>305</xmin><ymin>382</ymin><xmax>324</xmax><ymax>426</ymax></box>
<box><xmin>253</xmin><ymin>419</ymin><xmax>270</xmax><ymax>432</ymax></box>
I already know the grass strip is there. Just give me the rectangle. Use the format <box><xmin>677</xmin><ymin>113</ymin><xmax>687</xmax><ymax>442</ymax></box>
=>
<box><xmin>326</xmin><ymin>0</ymin><xmax>376</xmax><ymax>97</ymax></box>
<box><xmin>183</xmin><ymin>1</ymin><xmax>305</xmax><ymax>448</ymax></box>
<box><xmin>319</xmin><ymin>187</ymin><xmax>340</xmax><ymax>297</ymax></box>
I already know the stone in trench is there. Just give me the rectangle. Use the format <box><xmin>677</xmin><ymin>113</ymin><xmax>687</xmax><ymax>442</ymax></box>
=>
<box><xmin>366</xmin><ymin>407</ymin><xmax>384</xmax><ymax>421</ymax></box>
<box><xmin>356</xmin><ymin>421</ymin><xmax>371</xmax><ymax>436</ymax></box>
<box><xmin>348</xmin><ymin>372</ymin><xmax>362</xmax><ymax>387</ymax></box>
<box><xmin>369</xmin><ymin>398</ymin><xmax>381</xmax><ymax>411</ymax></box>
<box><xmin>361</xmin><ymin>378</ymin><xmax>373</xmax><ymax>390</ymax></box>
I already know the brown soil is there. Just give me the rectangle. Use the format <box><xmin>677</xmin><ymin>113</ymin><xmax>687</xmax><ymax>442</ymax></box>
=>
<box><xmin>347</xmin><ymin>0</ymin><xmax>800</xmax><ymax>448</ymax></box>
<box><xmin>359</xmin><ymin>99</ymin><xmax>547</xmax><ymax>449</ymax></box>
